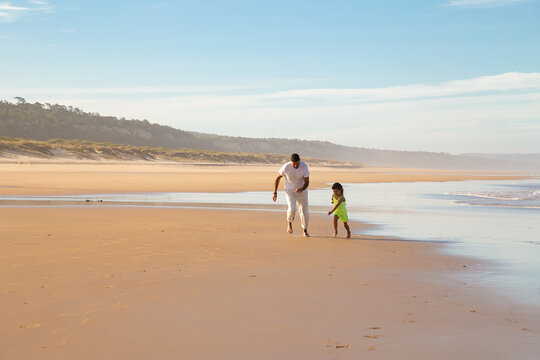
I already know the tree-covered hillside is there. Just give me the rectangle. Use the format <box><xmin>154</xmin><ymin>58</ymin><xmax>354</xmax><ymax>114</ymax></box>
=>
<box><xmin>0</xmin><ymin>98</ymin><xmax>202</xmax><ymax>149</ymax></box>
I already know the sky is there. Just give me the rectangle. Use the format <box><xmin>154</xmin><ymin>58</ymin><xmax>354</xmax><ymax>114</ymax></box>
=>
<box><xmin>1</xmin><ymin>0</ymin><xmax>539</xmax><ymax>154</ymax></box>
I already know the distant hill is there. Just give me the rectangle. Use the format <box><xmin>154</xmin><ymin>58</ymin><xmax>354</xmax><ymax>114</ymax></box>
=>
<box><xmin>464</xmin><ymin>153</ymin><xmax>540</xmax><ymax>168</ymax></box>
<box><xmin>1</xmin><ymin>98</ymin><xmax>538</xmax><ymax>170</ymax></box>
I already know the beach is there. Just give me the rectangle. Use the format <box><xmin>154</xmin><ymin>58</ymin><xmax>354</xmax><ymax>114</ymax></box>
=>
<box><xmin>1</xmin><ymin>163</ymin><xmax>538</xmax><ymax>359</ymax></box>
<box><xmin>0</xmin><ymin>162</ymin><xmax>527</xmax><ymax>195</ymax></box>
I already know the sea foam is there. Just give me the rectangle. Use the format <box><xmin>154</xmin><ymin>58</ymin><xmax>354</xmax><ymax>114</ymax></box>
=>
<box><xmin>448</xmin><ymin>188</ymin><xmax>540</xmax><ymax>208</ymax></box>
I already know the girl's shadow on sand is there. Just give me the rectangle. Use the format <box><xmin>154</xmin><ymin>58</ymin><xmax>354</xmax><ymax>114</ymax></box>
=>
<box><xmin>293</xmin><ymin>234</ymin><xmax>425</xmax><ymax>243</ymax></box>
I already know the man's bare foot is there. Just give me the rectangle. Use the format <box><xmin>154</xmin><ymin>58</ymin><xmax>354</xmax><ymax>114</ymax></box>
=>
<box><xmin>303</xmin><ymin>229</ymin><xmax>310</xmax><ymax>237</ymax></box>
<box><xmin>346</xmin><ymin>232</ymin><xmax>351</xmax><ymax>238</ymax></box>
<box><xmin>333</xmin><ymin>231</ymin><xmax>338</xmax><ymax>237</ymax></box>
<box><xmin>287</xmin><ymin>222</ymin><xmax>293</xmax><ymax>234</ymax></box>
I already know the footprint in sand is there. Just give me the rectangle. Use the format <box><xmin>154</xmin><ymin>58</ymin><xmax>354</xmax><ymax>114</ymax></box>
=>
<box><xmin>58</xmin><ymin>313</ymin><xmax>77</xmax><ymax>318</ymax></box>
<box><xmin>326</xmin><ymin>340</ymin><xmax>351</xmax><ymax>349</ymax></box>
<box><xmin>367</xmin><ymin>346</ymin><xmax>376</xmax><ymax>351</ymax></box>
<box><xmin>20</xmin><ymin>323</ymin><xmax>41</xmax><ymax>329</ymax></box>
<box><xmin>114</xmin><ymin>301</ymin><xmax>128</xmax><ymax>310</ymax></box>
<box><xmin>364</xmin><ymin>335</ymin><xmax>383</xmax><ymax>339</ymax></box>
<box><xmin>369</xmin><ymin>327</ymin><xmax>382</xmax><ymax>330</ymax></box>
<box><xmin>404</xmin><ymin>313</ymin><xmax>416</xmax><ymax>323</ymax></box>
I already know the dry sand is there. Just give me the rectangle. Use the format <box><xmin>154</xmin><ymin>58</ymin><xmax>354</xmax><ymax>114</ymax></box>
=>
<box><xmin>0</xmin><ymin>162</ymin><xmax>528</xmax><ymax>195</ymax></box>
<box><xmin>1</xmin><ymin>163</ymin><xmax>538</xmax><ymax>359</ymax></box>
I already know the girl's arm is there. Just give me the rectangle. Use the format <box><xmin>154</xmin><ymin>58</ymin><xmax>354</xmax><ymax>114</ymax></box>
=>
<box><xmin>328</xmin><ymin>196</ymin><xmax>345</xmax><ymax>214</ymax></box>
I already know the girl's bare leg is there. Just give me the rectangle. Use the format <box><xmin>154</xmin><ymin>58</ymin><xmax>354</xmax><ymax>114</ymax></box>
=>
<box><xmin>333</xmin><ymin>215</ymin><xmax>339</xmax><ymax>236</ymax></box>
<box><xmin>344</xmin><ymin>222</ymin><xmax>351</xmax><ymax>238</ymax></box>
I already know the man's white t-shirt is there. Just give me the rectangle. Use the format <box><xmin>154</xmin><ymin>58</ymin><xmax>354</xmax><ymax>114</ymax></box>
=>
<box><xmin>279</xmin><ymin>161</ymin><xmax>310</xmax><ymax>191</ymax></box>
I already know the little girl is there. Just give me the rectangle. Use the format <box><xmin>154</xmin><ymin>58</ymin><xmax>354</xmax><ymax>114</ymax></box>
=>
<box><xmin>327</xmin><ymin>182</ymin><xmax>351</xmax><ymax>238</ymax></box>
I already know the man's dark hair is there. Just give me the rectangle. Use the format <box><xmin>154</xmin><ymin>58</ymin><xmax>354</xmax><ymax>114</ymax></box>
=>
<box><xmin>291</xmin><ymin>153</ymin><xmax>300</xmax><ymax>162</ymax></box>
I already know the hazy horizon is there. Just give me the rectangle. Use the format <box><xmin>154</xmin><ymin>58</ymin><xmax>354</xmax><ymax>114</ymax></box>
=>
<box><xmin>1</xmin><ymin>0</ymin><xmax>539</xmax><ymax>154</ymax></box>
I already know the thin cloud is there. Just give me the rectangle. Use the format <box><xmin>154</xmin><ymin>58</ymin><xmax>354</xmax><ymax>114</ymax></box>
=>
<box><xmin>257</xmin><ymin>72</ymin><xmax>540</xmax><ymax>104</ymax></box>
<box><xmin>5</xmin><ymin>73</ymin><xmax>539</xmax><ymax>106</ymax></box>
<box><xmin>51</xmin><ymin>28</ymin><xmax>75</xmax><ymax>33</ymax></box>
<box><xmin>10</xmin><ymin>74</ymin><xmax>538</xmax><ymax>153</ymax></box>
<box><xmin>7</xmin><ymin>72</ymin><xmax>540</xmax><ymax>112</ymax></box>
<box><xmin>147</xmin><ymin>3</ymin><xmax>169</xmax><ymax>9</ymax></box>
<box><xmin>0</xmin><ymin>0</ymin><xmax>54</xmax><ymax>22</ymax></box>
<box><xmin>444</xmin><ymin>0</ymin><xmax>530</xmax><ymax>8</ymax></box>
<box><xmin>4</xmin><ymin>85</ymin><xmax>258</xmax><ymax>96</ymax></box>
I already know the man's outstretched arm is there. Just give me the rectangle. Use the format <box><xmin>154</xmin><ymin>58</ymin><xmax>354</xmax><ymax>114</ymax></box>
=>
<box><xmin>273</xmin><ymin>174</ymin><xmax>283</xmax><ymax>202</ymax></box>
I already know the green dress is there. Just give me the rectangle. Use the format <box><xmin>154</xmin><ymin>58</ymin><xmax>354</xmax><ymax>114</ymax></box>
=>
<box><xmin>332</xmin><ymin>195</ymin><xmax>349</xmax><ymax>222</ymax></box>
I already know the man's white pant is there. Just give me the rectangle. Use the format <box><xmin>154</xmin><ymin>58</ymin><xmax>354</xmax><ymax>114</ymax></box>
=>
<box><xmin>284</xmin><ymin>190</ymin><xmax>309</xmax><ymax>230</ymax></box>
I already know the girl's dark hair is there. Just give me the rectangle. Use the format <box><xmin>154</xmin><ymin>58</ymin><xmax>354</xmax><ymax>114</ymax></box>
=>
<box><xmin>332</xmin><ymin>182</ymin><xmax>343</xmax><ymax>194</ymax></box>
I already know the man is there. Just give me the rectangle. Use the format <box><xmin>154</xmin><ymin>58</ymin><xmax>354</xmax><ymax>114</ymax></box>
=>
<box><xmin>272</xmin><ymin>153</ymin><xmax>310</xmax><ymax>237</ymax></box>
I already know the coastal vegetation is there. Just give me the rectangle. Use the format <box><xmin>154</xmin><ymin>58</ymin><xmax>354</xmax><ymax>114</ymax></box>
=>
<box><xmin>0</xmin><ymin>136</ymin><xmax>356</xmax><ymax>165</ymax></box>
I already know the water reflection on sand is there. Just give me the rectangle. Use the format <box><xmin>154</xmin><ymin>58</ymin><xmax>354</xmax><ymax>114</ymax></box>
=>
<box><xmin>1</xmin><ymin>179</ymin><xmax>539</xmax><ymax>305</ymax></box>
